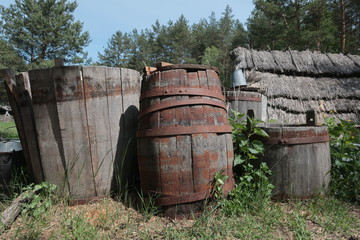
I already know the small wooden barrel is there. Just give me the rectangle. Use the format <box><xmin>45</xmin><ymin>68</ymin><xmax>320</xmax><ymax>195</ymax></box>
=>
<box><xmin>225</xmin><ymin>90</ymin><xmax>267</xmax><ymax>121</ymax></box>
<box><xmin>258</xmin><ymin>124</ymin><xmax>331</xmax><ymax>199</ymax></box>
<box><xmin>137</xmin><ymin>64</ymin><xmax>234</xmax><ymax>216</ymax></box>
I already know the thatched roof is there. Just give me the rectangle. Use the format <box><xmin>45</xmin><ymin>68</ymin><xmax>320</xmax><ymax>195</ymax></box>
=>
<box><xmin>230</xmin><ymin>47</ymin><xmax>360</xmax><ymax>124</ymax></box>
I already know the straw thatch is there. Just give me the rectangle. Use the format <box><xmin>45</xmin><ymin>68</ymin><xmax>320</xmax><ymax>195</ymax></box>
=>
<box><xmin>230</xmin><ymin>47</ymin><xmax>360</xmax><ymax>123</ymax></box>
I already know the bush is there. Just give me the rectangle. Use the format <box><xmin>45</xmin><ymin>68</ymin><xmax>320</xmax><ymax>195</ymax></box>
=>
<box><xmin>324</xmin><ymin>118</ymin><xmax>360</xmax><ymax>204</ymax></box>
<box><xmin>223</xmin><ymin>111</ymin><xmax>273</xmax><ymax>215</ymax></box>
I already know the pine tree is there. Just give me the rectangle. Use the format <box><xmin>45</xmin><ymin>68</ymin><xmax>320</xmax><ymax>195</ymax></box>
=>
<box><xmin>1</xmin><ymin>0</ymin><xmax>90</xmax><ymax>65</ymax></box>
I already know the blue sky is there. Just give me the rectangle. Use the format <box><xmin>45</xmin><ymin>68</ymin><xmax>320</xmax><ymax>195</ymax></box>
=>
<box><xmin>1</xmin><ymin>0</ymin><xmax>255</xmax><ymax>62</ymax></box>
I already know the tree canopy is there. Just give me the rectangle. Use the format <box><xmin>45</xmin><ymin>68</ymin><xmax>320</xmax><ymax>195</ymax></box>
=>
<box><xmin>0</xmin><ymin>0</ymin><xmax>90</xmax><ymax>67</ymax></box>
<box><xmin>0</xmin><ymin>1</ymin><xmax>359</xmax><ymax>86</ymax></box>
<box><xmin>98</xmin><ymin>6</ymin><xmax>248</xmax><ymax>87</ymax></box>
<box><xmin>247</xmin><ymin>0</ymin><xmax>360</xmax><ymax>54</ymax></box>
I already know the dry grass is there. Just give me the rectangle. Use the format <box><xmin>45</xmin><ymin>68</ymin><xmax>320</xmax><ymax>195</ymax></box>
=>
<box><xmin>0</xmin><ymin>196</ymin><xmax>359</xmax><ymax>240</ymax></box>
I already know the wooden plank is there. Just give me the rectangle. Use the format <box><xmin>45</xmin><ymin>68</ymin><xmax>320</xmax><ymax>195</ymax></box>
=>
<box><xmin>138</xmin><ymin>70</ymin><xmax>161</xmax><ymax>193</ymax></box>
<box><xmin>177</xmin><ymin>135</ymin><xmax>193</xmax><ymax>195</ymax></box>
<box><xmin>82</xmin><ymin>66</ymin><xmax>113</xmax><ymax>197</ymax></box>
<box><xmin>15</xmin><ymin>72</ymin><xmax>43</xmax><ymax>182</ymax></box>
<box><xmin>29</xmin><ymin>68</ymin><xmax>68</xmax><ymax>194</ymax></box>
<box><xmin>158</xmin><ymin>69</ymin><xmax>180</xmax><ymax>195</ymax></box>
<box><xmin>119</xmin><ymin>68</ymin><xmax>141</xmax><ymax>187</ymax></box>
<box><xmin>191</xmin><ymin>133</ymin><xmax>211</xmax><ymax>193</ymax></box>
<box><xmin>0</xmin><ymin>190</ymin><xmax>34</xmax><ymax>233</ymax></box>
<box><xmin>105</xmin><ymin>67</ymin><xmax>124</xmax><ymax>191</ymax></box>
<box><xmin>1</xmin><ymin>70</ymin><xmax>24</xmax><ymax>144</ymax></box>
<box><xmin>176</xmin><ymin>70</ymin><xmax>193</xmax><ymax>195</ymax></box>
<box><xmin>137</xmin><ymin>137</ymin><xmax>161</xmax><ymax>193</ymax></box>
<box><xmin>155</xmin><ymin>62</ymin><xmax>173</xmax><ymax>68</ymax></box>
<box><xmin>52</xmin><ymin>66</ymin><xmax>96</xmax><ymax>200</ymax></box>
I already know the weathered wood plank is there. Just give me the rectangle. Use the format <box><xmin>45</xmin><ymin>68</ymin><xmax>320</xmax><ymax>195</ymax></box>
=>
<box><xmin>119</xmin><ymin>68</ymin><xmax>141</xmax><ymax>187</ymax></box>
<box><xmin>82</xmin><ymin>66</ymin><xmax>113</xmax><ymax>197</ymax></box>
<box><xmin>159</xmin><ymin>69</ymin><xmax>180</xmax><ymax>194</ymax></box>
<box><xmin>15</xmin><ymin>72</ymin><xmax>43</xmax><ymax>182</ymax></box>
<box><xmin>52</xmin><ymin>66</ymin><xmax>96</xmax><ymax>200</ymax></box>
<box><xmin>29</xmin><ymin>68</ymin><xmax>68</xmax><ymax>194</ymax></box>
<box><xmin>104</xmin><ymin>67</ymin><xmax>124</xmax><ymax>191</ymax></box>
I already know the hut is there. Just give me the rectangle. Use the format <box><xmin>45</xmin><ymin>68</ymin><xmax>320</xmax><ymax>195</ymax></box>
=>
<box><xmin>230</xmin><ymin>47</ymin><xmax>360</xmax><ymax>124</ymax></box>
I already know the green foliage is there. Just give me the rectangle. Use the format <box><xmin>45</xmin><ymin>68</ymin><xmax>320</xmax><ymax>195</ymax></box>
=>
<box><xmin>229</xmin><ymin>110</ymin><xmax>268</xmax><ymax>168</ymax></box>
<box><xmin>61</xmin><ymin>214</ymin><xmax>100</xmax><ymax>240</ymax></box>
<box><xmin>21</xmin><ymin>182</ymin><xmax>57</xmax><ymax>218</ymax></box>
<box><xmin>201</xmin><ymin>46</ymin><xmax>221</xmax><ymax>68</ymax></box>
<box><xmin>0</xmin><ymin>121</ymin><xmax>18</xmax><ymax>139</ymax></box>
<box><xmin>210</xmin><ymin>169</ymin><xmax>229</xmax><ymax>200</ymax></box>
<box><xmin>223</xmin><ymin>163</ymin><xmax>273</xmax><ymax>215</ymax></box>
<box><xmin>0</xmin><ymin>38</ymin><xmax>26</xmax><ymax>72</ymax></box>
<box><xmin>324</xmin><ymin>117</ymin><xmax>360</xmax><ymax>203</ymax></box>
<box><xmin>136</xmin><ymin>191</ymin><xmax>160</xmax><ymax>220</ymax></box>
<box><xmin>247</xmin><ymin>0</ymin><xmax>359</xmax><ymax>53</ymax></box>
<box><xmin>97</xmin><ymin>5</ymin><xmax>248</xmax><ymax>85</ymax></box>
<box><xmin>223</xmin><ymin>110</ymin><xmax>273</xmax><ymax>215</ymax></box>
<box><xmin>1</xmin><ymin>0</ymin><xmax>90</xmax><ymax>64</ymax></box>
<box><xmin>98</xmin><ymin>31</ymin><xmax>136</xmax><ymax>68</ymax></box>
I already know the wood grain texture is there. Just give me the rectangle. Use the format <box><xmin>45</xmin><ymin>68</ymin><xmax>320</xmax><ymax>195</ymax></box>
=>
<box><xmin>52</xmin><ymin>66</ymin><xmax>96</xmax><ymax>200</ymax></box>
<box><xmin>30</xmin><ymin>68</ymin><xmax>68</xmax><ymax>195</ymax></box>
<box><xmin>225</xmin><ymin>90</ymin><xmax>267</xmax><ymax>121</ymax></box>
<box><xmin>82</xmin><ymin>66</ymin><xmax>113</xmax><ymax>196</ymax></box>
<box><xmin>259</xmin><ymin>125</ymin><xmax>331</xmax><ymax>198</ymax></box>
<box><xmin>15</xmin><ymin>72</ymin><xmax>43</xmax><ymax>182</ymax></box>
<box><xmin>117</xmin><ymin>68</ymin><xmax>141</xmax><ymax>187</ymax></box>
<box><xmin>137</xmin><ymin>66</ymin><xmax>234</xmax><ymax>209</ymax></box>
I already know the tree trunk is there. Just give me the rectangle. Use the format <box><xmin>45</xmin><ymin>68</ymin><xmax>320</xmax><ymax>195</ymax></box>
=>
<box><xmin>340</xmin><ymin>0</ymin><xmax>346</xmax><ymax>53</ymax></box>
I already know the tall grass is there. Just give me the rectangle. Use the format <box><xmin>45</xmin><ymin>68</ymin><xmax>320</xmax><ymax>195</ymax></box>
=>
<box><xmin>0</xmin><ymin>121</ymin><xmax>18</xmax><ymax>139</ymax></box>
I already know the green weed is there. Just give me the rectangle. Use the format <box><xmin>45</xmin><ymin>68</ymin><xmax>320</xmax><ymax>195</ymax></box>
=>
<box><xmin>0</xmin><ymin>121</ymin><xmax>18</xmax><ymax>139</ymax></box>
<box><xmin>324</xmin><ymin>117</ymin><xmax>360</xmax><ymax>203</ymax></box>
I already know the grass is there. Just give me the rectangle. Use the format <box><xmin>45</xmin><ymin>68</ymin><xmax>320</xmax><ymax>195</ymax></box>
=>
<box><xmin>0</xmin><ymin>120</ymin><xmax>18</xmax><ymax>139</ymax></box>
<box><xmin>0</xmin><ymin>193</ymin><xmax>358</xmax><ymax>239</ymax></box>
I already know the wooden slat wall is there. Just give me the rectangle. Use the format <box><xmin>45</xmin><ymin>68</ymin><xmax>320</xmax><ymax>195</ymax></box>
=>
<box><xmin>4</xmin><ymin>66</ymin><xmax>141</xmax><ymax>201</ymax></box>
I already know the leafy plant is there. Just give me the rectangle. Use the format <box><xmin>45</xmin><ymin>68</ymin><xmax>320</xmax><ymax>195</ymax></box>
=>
<box><xmin>21</xmin><ymin>182</ymin><xmax>57</xmax><ymax>218</ymax></box>
<box><xmin>210</xmin><ymin>169</ymin><xmax>229</xmax><ymax>200</ymax></box>
<box><xmin>224</xmin><ymin>110</ymin><xmax>273</xmax><ymax>215</ymax></box>
<box><xmin>229</xmin><ymin>110</ymin><xmax>269</xmax><ymax>171</ymax></box>
<box><xmin>324</xmin><ymin>117</ymin><xmax>360</xmax><ymax>203</ymax></box>
<box><xmin>223</xmin><ymin>163</ymin><xmax>273</xmax><ymax>215</ymax></box>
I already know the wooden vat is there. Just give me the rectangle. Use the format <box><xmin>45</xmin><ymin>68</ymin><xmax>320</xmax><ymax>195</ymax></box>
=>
<box><xmin>137</xmin><ymin>64</ymin><xmax>234</xmax><ymax>217</ymax></box>
<box><xmin>258</xmin><ymin>124</ymin><xmax>331</xmax><ymax>199</ymax></box>
<box><xmin>4</xmin><ymin>66</ymin><xmax>141</xmax><ymax>203</ymax></box>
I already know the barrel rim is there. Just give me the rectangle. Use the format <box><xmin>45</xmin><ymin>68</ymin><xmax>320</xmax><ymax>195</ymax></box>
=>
<box><xmin>156</xmin><ymin>64</ymin><xmax>219</xmax><ymax>73</ymax></box>
<box><xmin>257</xmin><ymin>124</ymin><xmax>330</xmax><ymax>145</ymax></box>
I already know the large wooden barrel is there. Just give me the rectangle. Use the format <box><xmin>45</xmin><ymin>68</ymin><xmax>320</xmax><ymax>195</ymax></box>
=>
<box><xmin>225</xmin><ymin>89</ymin><xmax>267</xmax><ymax>121</ymax></box>
<box><xmin>137</xmin><ymin>64</ymin><xmax>234</xmax><ymax>215</ymax></box>
<box><xmin>258</xmin><ymin>124</ymin><xmax>331</xmax><ymax>199</ymax></box>
<box><xmin>25</xmin><ymin>66</ymin><xmax>141</xmax><ymax>203</ymax></box>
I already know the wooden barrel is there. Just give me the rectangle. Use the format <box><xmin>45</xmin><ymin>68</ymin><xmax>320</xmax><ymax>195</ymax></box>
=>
<box><xmin>137</xmin><ymin>64</ymin><xmax>234</xmax><ymax>215</ymax></box>
<box><xmin>27</xmin><ymin>66</ymin><xmax>141</xmax><ymax>203</ymax></box>
<box><xmin>258</xmin><ymin>124</ymin><xmax>331</xmax><ymax>199</ymax></box>
<box><xmin>225</xmin><ymin>90</ymin><xmax>267</xmax><ymax>121</ymax></box>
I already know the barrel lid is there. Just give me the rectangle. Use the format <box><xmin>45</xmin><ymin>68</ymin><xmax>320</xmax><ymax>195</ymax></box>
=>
<box><xmin>157</xmin><ymin>64</ymin><xmax>219</xmax><ymax>74</ymax></box>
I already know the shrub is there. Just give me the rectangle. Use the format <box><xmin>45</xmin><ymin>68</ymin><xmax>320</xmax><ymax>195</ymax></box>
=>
<box><xmin>223</xmin><ymin>111</ymin><xmax>273</xmax><ymax>215</ymax></box>
<box><xmin>324</xmin><ymin>118</ymin><xmax>360</xmax><ymax>204</ymax></box>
